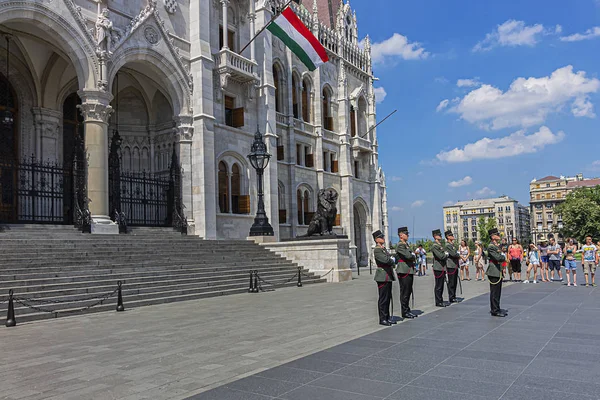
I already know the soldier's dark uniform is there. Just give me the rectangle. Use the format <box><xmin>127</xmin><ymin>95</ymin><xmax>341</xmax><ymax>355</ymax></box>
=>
<box><xmin>373</xmin><ymin>230</ymin><xmax>396</xmax><ymax>326</ymax></box>
<box><xmin>444</xmin><ymin>231</ymin><xmax>460</xmax><ymax>303</ymax></box>
<box><xmin>431</xmin><ymin>229</ymin><xmax>449</xmax><ymax>307</ymax></box>
<box><xmin>486</xmin><ymin>228</ymin><xmax>507</xmax><ymax>317</ymax></box>
<box><xmin>395</xmin><ymin>227</ymin><xmax>417</xmax><ymax>319</ymax></box>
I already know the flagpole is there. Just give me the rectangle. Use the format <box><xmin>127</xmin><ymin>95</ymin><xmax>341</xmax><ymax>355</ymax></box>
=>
<box><xmin>239</xmin><ymin>0</ymin><xmax>295</xmax><ymax>55</ymax></box>
<box><xmin>359</xmin><ymin>109</ymin><xmax>397</xmax><ymax>139</ymax></box>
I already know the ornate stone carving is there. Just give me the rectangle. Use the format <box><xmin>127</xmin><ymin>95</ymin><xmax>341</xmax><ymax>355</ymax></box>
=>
<box><xmin>164</xmin><ymin>0</ymin><xmax>178</xmax><ymax>14</ymax></box>
<box><xmin>144</xmin><ymin>26</ymin><xmax>160</xmax><ymax>44</ymax></box>
<box><xmin>77</xmin><ymin>102</ymin><xmax>113</xmax><ymax>123</ymax></box>
<box><xmin>174</xmin><ymin>115</ymin><xmax>194</xmax><ymax>141</ymax></box>
<box><xmin>304</xmin><ymin>189</ymin><xmax>339</xmax><ymax>236</ymax></box>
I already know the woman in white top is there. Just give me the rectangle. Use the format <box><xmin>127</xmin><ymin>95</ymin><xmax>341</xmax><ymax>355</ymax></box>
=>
<box><xmin>459</xmin><ymin>240</ymin><xmax>471</xmax><ymax>281</ymax></box>
<box><xmin>474</xmin><ymin>241</ymin><xmax>486</xmax><ymax>281</ymax></box>
<box><xmin>524</xmin><ymin>243</ymin><xmax>540</xmax><ymax>283</ymax></box>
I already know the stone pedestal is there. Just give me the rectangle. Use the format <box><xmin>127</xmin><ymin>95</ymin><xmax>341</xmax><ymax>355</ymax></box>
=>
<box><xmin>262</xmin><ymin>238</ymin><xmax>352</xmax><ymax>282</ymax></box>
<box><xmin>248</xmin><ymin>236</ymin><xmax>278</xmax><ymax>244</ymax></box>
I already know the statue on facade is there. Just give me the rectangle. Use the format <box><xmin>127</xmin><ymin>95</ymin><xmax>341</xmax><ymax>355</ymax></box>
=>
<box><xmin>305</xmin><ymin>189</ymin><xmax>338</xmax><ymax>236</ymax></box>
<box><xmin>95</xmin><ymin>8</ymin><xmax>121</xmax><ymax>55</ymax></box>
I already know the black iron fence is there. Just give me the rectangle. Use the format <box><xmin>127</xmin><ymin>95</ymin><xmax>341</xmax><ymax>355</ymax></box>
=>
<box><xmin>0</xmin><ymin>157</ymin><xmax>76</xmax><ymax>224</ymax></box>
<box><xmin>117</xmin><ymin>171</ymin><xmax>172</xmax><ymax>227</ymax></box>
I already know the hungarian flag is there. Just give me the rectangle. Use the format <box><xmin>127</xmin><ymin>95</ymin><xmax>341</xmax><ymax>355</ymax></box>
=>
<box><xmin>267</xmin><ymin>7</ymin><xmax>329</xmax><ymax>71</ymax></box>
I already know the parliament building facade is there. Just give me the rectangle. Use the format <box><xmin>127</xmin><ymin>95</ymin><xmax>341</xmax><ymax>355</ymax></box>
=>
<box><xmin>0</xmin><ymin>0</ymin><xmax>388</xmax><ymax>267</ymax></box>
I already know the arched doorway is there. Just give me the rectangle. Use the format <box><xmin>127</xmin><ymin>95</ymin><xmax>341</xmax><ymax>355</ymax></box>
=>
<box><xmin>353</xmin><ymin>201</ymin><xmax>369</xmax><ymax>267</ymax></box>
<box><xmin>0</xmin><ymin>73</ymin><xmax>18</xmax><ymax>221</ymax></box>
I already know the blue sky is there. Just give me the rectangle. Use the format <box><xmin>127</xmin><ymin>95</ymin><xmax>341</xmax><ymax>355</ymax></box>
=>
<box><xmin>350</xmin><ymin>0</ymin><xmax>600</xmax><ymax>239</ymax></box>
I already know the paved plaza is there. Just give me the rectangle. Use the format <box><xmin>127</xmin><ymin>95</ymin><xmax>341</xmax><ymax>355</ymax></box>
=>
<box><xmin>0</xmin><ymin>271</ymin><xmax>492</xmax><ymax>400</ymax></box>
<box><xmin>196</xmin><ymin>277</ymin><xmax>600</xmax><ymax>400</ymax></box>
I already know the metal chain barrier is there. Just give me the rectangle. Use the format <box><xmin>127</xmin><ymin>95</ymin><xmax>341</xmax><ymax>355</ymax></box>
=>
<box><xmin>256</xmin><ymin>272</ymin><xmax>299</xmax><ymax>287</ymax></box>
<box><xmin>14</xmin><ymin>287</ymin><xmax>119</xmax><ymax>315</ymax></box>
<box><xmin>302</xmin><ymin>268</ymin><xmax>335</xmax><ymax>278</ymax></box>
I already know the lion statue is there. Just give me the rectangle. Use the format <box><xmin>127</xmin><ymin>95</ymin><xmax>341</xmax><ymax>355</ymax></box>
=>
<box><xmin>305</xmin><ymin>189</ymin><xmax>338</xmax><ymax>236</ymax></box>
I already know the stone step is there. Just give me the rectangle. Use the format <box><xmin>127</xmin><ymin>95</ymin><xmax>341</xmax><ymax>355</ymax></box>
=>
<box><xmin>1</xmin><ymin>277</ymin><xmax>324</xmax><ymax>323</ymax></box>
<box><xmin>0</xmin><ymin>264</ymin><xmax>304</xmax><ymax>290</ymax></box>
<box><xmin>0</xmin><ymin>269</ymin><xmax>314</xmax><ymax>299</ymax></box>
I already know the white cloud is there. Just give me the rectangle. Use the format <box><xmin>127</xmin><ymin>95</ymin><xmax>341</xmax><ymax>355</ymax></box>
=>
<box><xmin>390</xmin><ymin>206</ymin><xmax>404</xmax><ymax>212</ymax></box>
<box><xmin>590</xmin><ymin>160</ymin><xmax>600</xmax><ymax>170</ymax></box>
<box><xmin>388</xmin><ymin>176</ymin><xmax>403</xmax><ymax>182</ymax></box>
<box><xmin>435</xmin><ymin>77</ymin><xmax>449</xmax><ymax>85</ymax></box>
<box><xmin>436</xmin><ymin>99</ymin><xmax>450</xmax><ymax>112</ymax></box>
<box><xmin>475</xmin><ymin>187</ymin><xmax>496</xmax><ymax>197</ymax></box>
<box><xmin>373</xmin><ymin>87</ymin><xmax>387</xmax><ymax>103</ymax></box>
<box><xmin>448</xmin><ymin>176</ymin><xmax>473</xmax><ymax>188</ymax></box>
<box><xmin>369</xmin><ymin>33</ymin><xmax>429</xmax><ymax>64</ymax></box>
<box><xmin>473</xmin><ymin>20</ymin><xmax>560</xmax><ymax>51</ymax></box>
<box><xmin>436</xmin><ymin>126</ymin><xmax>565</xmax><ymax>163</ymax></box>
<box><xmin>443</xmin><ymin>201</ymin><xmax>455</xmax><ymax>206</ymax></box>
<box><xmin>445</xmin><ymin>66</ymin><xmax>600</xmax><ymax>130</ymax></box>
<box><xmin>560</xmin><ymin>26</ymin><xmax>600</xmax><ymax>42</ymax></box>
<box><xmin>457</xmin><ymin>78</ymin><xmax>481</xmax><ymax>88</ymax></box>
<box><xmin>411</xmin><ymin>200</ymin><xmax>425</xmax><ymax>208</ymax></box>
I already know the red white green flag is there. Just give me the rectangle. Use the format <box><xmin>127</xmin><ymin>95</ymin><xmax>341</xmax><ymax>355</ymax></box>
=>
<box><xmin>267</xmin><ymin>7</ymin><xmax>329</xmax><ymax>71</ymax></box>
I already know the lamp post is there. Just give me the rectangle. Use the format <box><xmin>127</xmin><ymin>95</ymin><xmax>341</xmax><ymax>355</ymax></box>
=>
<box><xmin>247</xmin><ymin>126</ymin><xmax>274</xmax><ymax>236</ymax></box>
<box><xmin>2</xmin><ymin>35</ymin><xmax>13</xmax><ymax>128</ymax></box>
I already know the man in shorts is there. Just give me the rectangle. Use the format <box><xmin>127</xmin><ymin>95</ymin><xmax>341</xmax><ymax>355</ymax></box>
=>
<box><xmin>548</xmin><ymin>237</ymin><xmax>563</xmax><ymax>282</ymax></box>
<box><xmin>580</xmin><ymin>235</ymin><xmax>598</xmax><ymax>287</ymax></box>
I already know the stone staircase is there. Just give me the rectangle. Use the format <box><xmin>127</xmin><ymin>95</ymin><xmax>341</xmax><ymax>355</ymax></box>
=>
<box><xmin>0</xmin><ymin>225</ymin><xmax>324</xmax><ymax>323</ymax></box>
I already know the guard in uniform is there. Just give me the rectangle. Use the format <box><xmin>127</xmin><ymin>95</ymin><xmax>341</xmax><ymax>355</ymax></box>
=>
<box><xmin>487</xmin><ymin>228</ymin><xmax>507</xmax><ymax>317</ymax></box>
<box><xmin>373</xmin><ymin>230</ymin><xmax>396</xmax><ymax>326</ymax></box>
<box><xmin>444</xmin><ymin>230</ymin><xmax>460</xmax><ymax>303</ymax></box>
<box><xmin>395</xmin><ymin>227</ymin><xmax>417</xmax><ymax>319</ymax></box>
<box><xmin>431</xmin><ymin>229</ymin><xmax>449</xmax><ymax>307</ymax></box>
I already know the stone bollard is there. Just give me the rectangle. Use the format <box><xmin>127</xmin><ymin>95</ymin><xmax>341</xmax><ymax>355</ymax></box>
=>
<box><xmin>116</xmin><ymin>281</ymin><xmax>125</xmax><ymax>312</ymax></box>
<box><xmin>5</xmin><ymin>289</ymin><xmax>16</xmax><ymax>327</ymax></box>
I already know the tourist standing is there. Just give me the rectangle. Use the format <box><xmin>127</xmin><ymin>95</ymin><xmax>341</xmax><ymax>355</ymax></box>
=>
<box><xmin>508</xmin><ymin>238</ymin><xmax>523</xmax><ymax>282</ymax></box>
<box><xmin>431</xmin><ymin>229</ymin><xmax>449</xmax><ymax>307</ymax></box>
<box><xmin>564</xmin><ymin>238</ymin><xmax>577</xmax><ymax>286</ymax></box>
<box><xmin>538</xmin><ymin>238</ymin><xmax>550</xmax><ymax>282</ymax></box>
<box><xmin>474</xmin><ymin>241</ymin><xmax>486</xmax><ymax>281</ymax></box>
<box><xmin>548</xmin><ymin>236</ymin><xmax>563</xmax><ymax>282</ymax></box>
<box><xmin>459</xmin><ymin>240</ymin><xmax>471</xmax><ymax>281</ymax></box>
<box><xmin>417</xmin><ymin>245</ymin><xmax>427</xmax><ymax>276</ymax></box>
<box><xmin>445</xmin><ymin>230</ymin><xmax>460</xmax><ymax>303</ymax></box>
<box><xmin>487</xmin><ymin>228</ymin><xmax>506</xmax><ymax>317</ymax></box>
<box><xmin>395</xmin><ymin>227</ymin><xmax>417</xmax><ymax>319</ymax></box>
<box><xmin>580</xmin><ymin>235</ymin><xmax>598</xmax><ymax>287</ymax></box>
<box><xmin>524</xmin><ymin>243</ymin><xmax>540</xmax><ymax>283</ymax></box>
<box><xmin>372</xmin><ymin>230</ymin><xmax>396</xmax><ymax>326</ymax></box>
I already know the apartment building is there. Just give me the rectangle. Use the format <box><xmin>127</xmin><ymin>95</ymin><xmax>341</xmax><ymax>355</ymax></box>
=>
<box><xmin>443</xmin><ymin>196</ymin><xmax>530</xmax><ymax>244</ymax></box>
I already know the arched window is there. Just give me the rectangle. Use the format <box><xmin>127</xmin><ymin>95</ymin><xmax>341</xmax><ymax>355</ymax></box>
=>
<box><xmin>122</xmin><ymin>147</ymin><xmax>131</xmax><ymax>172</ymax></box>
<box><xmin>62</xmin><ymin>92</ymin><xmax>83</xmax><ymax>167</ymax></box>
<box><xmin>357</xmin><ymin>97</ymin><xmax>368</xmax><ymax>139</ymax></box>
<box><xmin>350</xmin><ymin>105</ymin><xmax>356</xmax><ymax>137</ymax></box>
<box><xmin>302</xmin><ymin>78</ymin><xmax>311</xmax><ymax>123</ymax></box>
<box><xmin>273</xmin><ymin>64</ymin><xmax>283</xmax><ymax>113</ymax></box>
<box><xmin>292</xmin><ymin>73</ymin><xmax>299</xmax><ymax>119</ymax></box>
<box><xmin>322</xmin><ymin>87</ymin><xmax>333</xmax><ymax>131</ymax></box>
<box><xmin>231</xmin><ymin>163</ymin><xmax>241</xmax><ymax>213</ymax></box>
<box><xmin>278</xmin><ymin>181</ymin><xmax>286</xmax><ymax>223</ymax></box>
<box><xmin>296</xmin><ymin>186</ymin><xmax>313</xmax><ymax>225</ymax></box>
<box><xmin>220</xmin><ymin>5</ymin><xmax>237</xmax><ymax>51</ymax></box>
<box><xmin>218</xmin><ymin>161</ymin><xmax>229</xmax><ymax>213</ymax></box>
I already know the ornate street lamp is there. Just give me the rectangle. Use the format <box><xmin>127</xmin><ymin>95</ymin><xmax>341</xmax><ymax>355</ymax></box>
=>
<box><xmin>2</xmin><ymin>35</ymin><xmax>13</xmax><ymax>127</ymax></box>
<box><xmin>247</xmin><ymin>126</ymin><xmax>274</xmax><ymax>236</ymax></box>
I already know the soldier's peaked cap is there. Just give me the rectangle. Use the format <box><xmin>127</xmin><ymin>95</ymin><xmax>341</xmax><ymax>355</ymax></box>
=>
<box><xmin>445</xmin><ymin>230</ymin><xmax>454</xmax><ymax>237</ymax></box>
<box><xmin>398</xmin><ymin>227</ymin><xmax>409</xmax><ymax>235</ymax></box>
<box><xmin>372</xmin><ymin>230</ymin><xmax>385</xmax><ymax>241</ymax></box>
<box><xmin>432</xmin><ymin>229</ymin><xmax>442</xmax><ymax>237</ymax></box>
<box><xmin>488</xmin><ymin>228</ymin><xmax>500</xmax><ymax>236</ymax></box>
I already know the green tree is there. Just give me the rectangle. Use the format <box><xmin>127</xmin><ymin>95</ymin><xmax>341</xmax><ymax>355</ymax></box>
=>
<box><xmin>555</xmin><ymin>186</ymin><xmax>600</xmax><ymax>242</ymax></box>
<box><xmin>478</xmin><ymin>216</ymin><xmax>497</xmax><ymax>247</ymax></box>
<box><xmin>467</xmin><ymin>239</ymin><xmax>476</xmax><ymax>253</ymax></box>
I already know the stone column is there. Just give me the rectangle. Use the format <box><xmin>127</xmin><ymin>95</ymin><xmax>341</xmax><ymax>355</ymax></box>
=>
<box><xmin>32</xmin><ymin>108</ymin><xmax>61</xmax><ymax>162</ymax></box>
<box><xmin>221</xmin><ymin>0</ymin><xmax>229</xmax><ymax>50</ymax></box>
<box><xmin>249</xmin><ymin>0</ymin><xmax>256</xmax><ymax>61</ymax></box>
<box><xmin>175</xmin><ymin>115</ymin><xmax>195</xmax><ymax>235</ymax></box>
<box><xmin>78</xmin><ymin>90</ymin><xmax>118</xmax><ymax>234</ymax></box>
